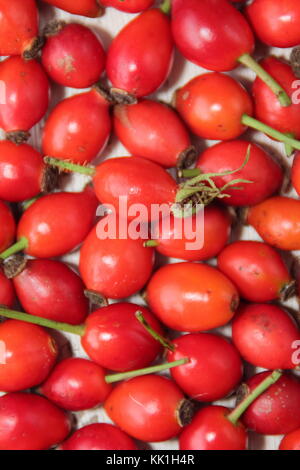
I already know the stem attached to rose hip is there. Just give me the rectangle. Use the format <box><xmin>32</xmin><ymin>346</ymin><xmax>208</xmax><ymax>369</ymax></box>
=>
<box><xmin>160</xmin><ymin>0</ymin><xmax>172</xmax><ymax>15</ymax></box>
<box><xmin>227</xmin><ymin>369</ymin><xmax>282</xmax><ymax>425</ymax></box>
<box><xmin>0</xmin><ymin>237</ymin><xmax>28</xmax><ymax>261</ymax></box>
<box><xmin>44</xmin><ymin>157</ymin><xmax>96</xmax><ymax>176</ymax></box>
<box><xmin>238</xmin><ymin>54</ymin><xmax>291</xmax><ymax>107</ymax></box>
<box><xmin>135</xmin><ymin>311</ymin><xmax>175</xmax><ymax>351</ymax></box>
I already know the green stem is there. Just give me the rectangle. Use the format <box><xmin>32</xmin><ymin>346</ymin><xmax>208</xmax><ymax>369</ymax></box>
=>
<box><xmin>44</xmin><ymin>157</ymin><xmax>96</xmax><ymax>176</ymax></box>
<box><xmin>135</xmin><ymin>311</ymin><xmax>175</xmax><ymax>351</ymax></box>
<box><xmin>238</xmin><ymin>53</ymin><xmax>291</xmax><ymax>107</ymax></box>
<box><xmin>143</xmin><ymin>240</ymin><xmax>159</xmax><ymax>248</ymax></box>
<box><xmin>178</xmin><ymin>168</ymin><xmax>201</xmax><ymax>179</ymax></box>
<box><xmin>227</xmin><ymin>369</ymin><xmax>282</xmax><ymax>425</ymax></box>
<box><xmin>160</xmin><ymin>0</ymin><xmax>171</xmax><ymax>15</ymax></box>
<box><xmin>105</xmin><ymin>358</ymin><xmax>188</xmax><ymax>384</ymax></box>
<box><xmin>22</xmin><ymin>195</ymin><xmax>42</xmax><ymax>211</ymax></box>
<box><xmin>0</xmin><ymin>237</ymin><xmax>28</xmax><ymax>260</ymax></box>
<box><xmin>242</xmin><ymin>115</ymin><xmax>300</xmax><ymax>149</ymax></box>
<box><xmin>284</xmin><ymin>132</ymin><xmax>295</xmax><ymax>157</ymax></box>
<box><xmin>0</xmin><ymin>307</ymin><xmax>85</xmax><ymax>336</ymax></box>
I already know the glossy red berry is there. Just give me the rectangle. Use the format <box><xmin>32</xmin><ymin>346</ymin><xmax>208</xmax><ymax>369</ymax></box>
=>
<box><xmin>0</xmin><ymin>141</ymin><xmax>51</xmax><ymax>202</ymax></box>
<box><xmin>0</xmin><ymin>392</ymin><xmax>71</xmax><ymax>450</ymax></box>
<box><xmin>11</xmin><ymin>259</ymin><xmax>89</xmax><ymax>325</ymax></box>
<box><xmin>79</xmin><ymin>223</ymin><xmax>155</xmax><ymax>299</ymax></box>
<box><xmin>42</xmin><ymin>23</ymin><xmax>106</xmax><ymax>89</ymax></box>
<box><xmin>42</xmin><ymin>89</ymin><xmax>111</xmax><ymax>164</ymax></box>
<box><xmin>146</xmin><ymin>262</ymin><xmax>239</xmax><ymax>332</ymax></box>
<box><xmin>105</xmin><ymin>375</ymin><xmax>190</xmax><ymax>442</ymax></box>
<box><xmin>106</xmin><ymin>9</ymin><xmax>173</xmax><ymax>98</ymax></box>
<box><xmin>42</xmin><ymin>0</ymin><xmax>102</xmax><ymax>17</ymax></box>
<box><xmin>0</xmin><ymin>201</ymin><xmax>15</xmax><ymax>253</ymax></box>
<box><xmin>0</xmin><ymin>57</ymin><xmax>49</xmax><ymax>137</ymax></box>
<box><xmin>242</xmin><ymin>372</ymin><xmax>300</xmax><ymax>435</ymax></box>
<box><xmin>232</xmin><ymin>303</ymin><xmax>300</xmax><ymax>370</ymax></box>
<box><xmin>246</xmin><ymin>0</ymin><xmax>300</xmax><ymax>48</ymax></box>
<box><xmin>291</xmin><ymin>152</ymin><xmax>300</xmax><ymax>196</ymax></box>
<box><xmin>196</xmin><ymin>140</ymin><xmax>283</xmax><ymax>206</ymax></box>
<box><xmin>0</xmin><ymin>0</ymin><xmax>39</xmax><ymax>57</ymax></box>
<box><xmin>279</xmin><ymin>429</ymin><xmax>300</xmax><ymax>450</ymax></box>
<box><xmin>247</xmin><ymin>196</ymin><xmax>300</xmax><ymax>251</ymax></box>
<box><xmin>0</xmin><ymin>269</ymin><xmax>14</xmax><ymax>308</ymax></box>
<box><xmin>59</xmin><ymin>423</ymin><xmax>137</xmax><ymax>450</ymax></box>
<box><xmin>113</xmin><ymin>99</ymin><xmax>195</xmax><ymax>168</ymax></box>
<box><xmin>180</xmin><ymin>406</ymin><xmax>247</xmax><ymax>451</ymax></box>
<box><xmin>217</xmin><ymin>241</ymin><xmax>294</xmax><ymax>302</ymax></box>
<box><xmin>0</xmin><ymin>320</ymin><xmax>57</xmax><ymax>392</ymax></box>
<box><xmin>167</xmin><ymin>333</ymin><xmax>243</xmax><ymax>402</ymax></box>
<box><xmin>81</xmin><ymin>303</ymin><xmax>162</xmax><ymax>370</ymax></box>
<box><xmin>40</xmin><ymin>358</ymin><xmax>112</xmax><ymax>411</ymax></box>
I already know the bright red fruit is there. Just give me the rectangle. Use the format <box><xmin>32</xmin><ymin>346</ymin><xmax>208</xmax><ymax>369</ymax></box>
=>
<box><xmin>0</xmin><ymin>0</ymin><xmax>39</xmax><ymax>57</ymax></box>
<box><xmin>280</xmin><ymin>429</ymin><xmax>300</xmax><ymax>450</ymax></box>
<box><xmin>146</xmin><ymin>262</ymin><xmax>239</xmax><ymax>332</ymax></box>
<box><xmin>292</xmin><ymin>152</ymin><xmax>300</xmax><ymax>196</ymax></box>
<box><xmin>167</xmin><ymin>333</ymin><xmax>243</xmax><ymax>402</ymax></box>
<box><xmin>42</xmin><ymin>23</ymin><xmax>106</xmax><ymax>89</ymax></box>
<box><xmin>217</xmin><ymin>241</ymin><xmax>294</xmax><ymax>302</ymax></box>
<box><xmin>0</xmin><ymin>57</ymin><xmax>49</xmax><ymax>138</ymax></box>
<box><xmin>0</xmin><ymin>269</ymin><xmax>14</xmax><ymax>307</ymax></box>
<box><xmin>11</xmin><ymin>259</ymin><xmax>88</xmax><ymax>325</ymax></box>
<box><xmin>242</xmin><ymin>372</ymin><xmax>300</xmax><ymax>435</ymax></box>
<box><xmin>0</xmin><ymin>320</ymin><xmax>57</xmax><ymax>392</ymax></box>
<box><xmin>40</xmin><ymin>358</ymin><xmax>112</xmax><ymax>411</ymax></box>
<box><xmin>42</xmin><ymin>0</ymin><xmax>102</xmax><ymax>17</ymax></box>
<box><xmin>106</xmin><ymin>9</ymin><xmax>173</xmax><ymax>98</ymax></box>
<box><xmin>0</xmin><ymin>393</ymin><xmax>71</xmax><ymax>450</ymax></box>
<box><xmin>246</xmin><ymin>0</ymin><xmax>300</xmax><ymax>48</ymax></box>
<box><xmin>59</xmin><ymin>423</ymin><xmax>137</xmax><ymax>450</ymax></box>
<box><xmin>113</xmin><ymin>99</ymin><xmax>195</xmax><ymax>168</ymax></box>
<box><xmin>0</xmin><ymin>141</ymin><xmax>52</xmax><ymax>202</ymax></box>
<box><xmin>101</xmin><ymin>0</ymin><xmax>154</xmax><ymax>12</ymax></box>
<box><xmin>42</xmin><ymin>89</ymin><xmax>111</xmax><ymax>164</ymax></box>
<box><xmin>247</xmin><ymin>196</ymin><xmax>300</xmax><ymax>251</ymax></box>
<box><xmin>151</xmin><ymin>205</ymin><xmax>231</xmax><ymax>261</ymax></box>
<box><xmin>232</xmin><ymin>303</ymin><xmax>300</xmax><ymax>369</ymax></box>
<box><xmin>180</xmin><ymin>406</ymin><xmax>247</xmax><ymax>451</ymax></box>
<box><xmin>81</xmin><ymin>303</ymin><xmax>162</xmax><ymax>370</ymax></box>
<box><xmin>105</xmin><ymin>375</ymin><xmax>191</xmax><ymax>442</ymax></box>
<box><xmin>0</xmin><ymin>201</ymin><xmax>15</xmax><ymax>252</ymax></box>
<box><xmin>196</xmin><ymin>140</ymin><xmax>283</xmax><ymax>206</ymax></box>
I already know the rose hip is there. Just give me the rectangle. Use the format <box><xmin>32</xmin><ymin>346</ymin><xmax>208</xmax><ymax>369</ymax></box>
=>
<box><xmin>42</xmin><ymin>0</ymin><xmax>102</xmax><ymax>17</ymax></box>
<box><xmin>0</xmin><ymin>269</ymin><xmax>14</xmax><ymax>307</ymax></box>
<box><xmin>0</xmin><ymin>201</ymin><xmax>15</xmax><ymax>253</ymax></box>
<box><xmin>279</xmin><ymin>429</ymin><xmax>300</xmax><ymax>450</ymax></box>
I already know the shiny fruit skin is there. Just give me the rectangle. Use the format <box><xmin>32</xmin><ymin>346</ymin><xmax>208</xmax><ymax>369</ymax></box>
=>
<box><xmin>101</xmin><ymin>0</ymin><xmax>153</xmax><ymax>12</ymax></box>
<box><xmin>291</xmin><ymin>152</ymin><xmax>300</xmax><ymax>196</ymax></box>
<box><xmin>0</xmin><ymin>269</ymin><xmax>14</xmax><ymax>308</ymax></box>
<box><xmin>59</xmin><ymin>423</ymin><xmax>137</xmax><ymax>450</ymax></box>
<box><xmin>247</xmin><ymin>196</ymin><xmax>300</xmax><ymax>251</ymax></box>
<box><xmin>40</xmin><ymin>358</ymin><xmax>112</xmax><ymax>411</ymax></box>
<box><xmin>106</xmin><ymin>9</ymin><xmax>174</xmax><ymax>97</ymax></box>
<box><xmin>81</xmin><ymin>303</ymin><xmax>162</xmax><ymax>370</ymax></box>
<box><xmin>171</xmin><ymin>0</ymin><xmax>254</xmax><ymax>71</ymax></box>
<box><xmin>197</xmin><ymin>140</ymin><xmax>283</xmax><ymax>206</ymax></box>
<box><xmin>168</xmin><ymin>333</ymin><xmax>243</xmax><ymax>402</ymax></box>
<box><xmin>0</xmin><ymin>320</ymin><xmax>57</xmax><ymax>392</ymax></box>
<box><xmin>146</xmin><ymin>262</ymin><xmax>239</xmax><ymax>332</ymax></box>
<box><xmin>279</xmin><ymin>429</ymin><xmax>300</xmax><ymax>450</ymax></box>
<box><xmin>242</xmin><ymin>372</ymin><xmax>300</xmax><ymax>435</ymax></box>
<box><xmin>93</xmin><ymin>157</ymin><xmax>177</xmax><ymax>221</ymax></box>
<box><xmin>113</xmin><ymin>99</ymin><xmax>192</xmax><ymax>168</ymax></box>
<box><xmin>0</xmin><ymin>201</ymin><xmax>16</xmax><ymax>253</ymax></box>
<box><xmin>217</xmin><ymin>241</ymin><xmax>293</xmax><ymax>302</ymax></box>
<box><xmin>0</xmin><ymin>141</ymin><xmax>45</xmax><ymax>202</ymax></box>
<box><xmin>152</xmin><ymin>205</ymin><xmax>231</xmax><ymax>261</ymax></box>
<box><xmin>0</xmin><ymin>392</ymin><xmax>71</xmax><ymax>450</ymax></box>
<box><xmin>180</xmin><ymin>406</ymin><xmax>247</xmax><ymax>450</ymax></box>
<box><xmin>42</xmin><ymin>0</ymin><xmax>101</xmax><ymax>17</ymax></box>
<box><xmin>80</xmin><ymin>223</ymin><xmax>154</xmax><ymax>299</ymax></box>
<box><xmin>253</xmin><ymin>57</ymin><xmax>300</xmax><ymax>139</ymax></box>
<box><xmin>232</xmin><ymin>303</ymin><xmax>300</xmax><ymax>370</ymax></box>
<box><xmin>13</xmin><ymin>259</ymin><xmax>88</xmax><ymax>325</ymax></box>
<box><xmin>175</xmin><ymin>73</ymin><xmax>253</xmax><ymax>140</ymax></box>
<box><xmin>42</xmin><ymin>89</ymin><xmax>111</xmax><ymax>164</ymax></box>
<box><xmin>0</xmin><ymin>0</ymin><xmax>38</xmax><ymax>56</ymax></box>
<box><xmin>246</xmin><ymin>0</ymin><xmax>300</xmax><ymax>48</ymax></box>
<box><xmin>18</xmin><ymin>187</ymin><xmax>98</xmax><ymax>258</ymax></box>
<box><xmin>0</xmin><ymin>57</ymin><xmax>49</xmax><ymax>133</ymax></box>
<box><xmin>42</xmin><ymin>23</ymin><xmax>106</xmax><ymax>89</ymax></box>
<box><xmin>105</xmin><ymin>375</ymin><xmax>186</xmax><ymax>442</ymax></box>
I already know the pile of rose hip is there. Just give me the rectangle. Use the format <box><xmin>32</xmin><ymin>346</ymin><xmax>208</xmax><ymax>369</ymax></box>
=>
<box><xmin>1</xmin><ymin>0</ymin><xmax>300</xmax><ymax>452</ymax></box>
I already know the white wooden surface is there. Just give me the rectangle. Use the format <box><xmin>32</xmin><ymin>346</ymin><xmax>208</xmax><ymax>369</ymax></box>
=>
<box><xmin>3</xmin><ymin>0</ymin><xmax>300</xmax><ymax>451</ymax></box>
